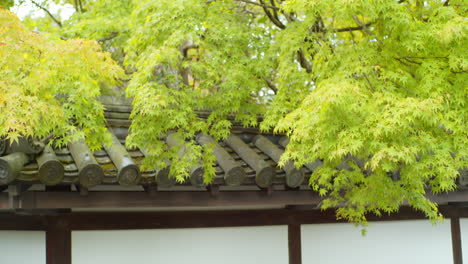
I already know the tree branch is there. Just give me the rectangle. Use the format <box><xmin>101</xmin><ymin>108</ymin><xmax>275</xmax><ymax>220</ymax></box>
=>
<box><xmin>309</xmin><ymin>16</ymin><xmax>325</xmax><ymax>33</ymax></box>
<box><xmin>30</xmin><ymin>0</ymin><xmax>62</xmax><ymax>27</ymax></box>
<box><xmin>362</xmin><ymin>73</ymin><xmax>375</xmax><ymax>92</ymax></box>
<box><xmin>74</xmin><ymin>0</ymin><xmax>80</xmax><ymax>13</ymax></box>
<box><xmin>394</xmin><ymin>57</ymin><xmax>412</xmax><ymax>67</ymax></box>
<box><xmin>262</xmin><ymin>76</ymin><xmax>278</xmax><ymax>94</ymax></box>
<box><xmin>178</xmin><ymin>41</ymin><xmax>199</xmax><ymax>86</ymax></box>
<box><xmin>269</xmin><ymin>0</ymin><xmax>282</xmax><ymax>22</ymax></box>
<box><xmin>351</xmin><ymin>14</ymin><xmax>380</xmax><ymax>43</ymax></box>
<box><xmin>235</xmin><ymin>0</ymin><xmax>280</xmax><ymax>10</ymax></box>
<box><xmin>401</xmin><ymin>57</ymin><xmax>422</xmax><ymax>65</ymax></box>
<box><xmin>259</xmin><ymin>0</ymin><xmax>285</xmax><ymax>29</ymax></box>
<box><xmin>179</xmin><ymin>41</ymin><xmax>199</xmax><ymax>58</ymax></box>
<box><xmin>336</xmin><ymin>23</ymin><xmax>372</xmax><ymax>32</ymax></box>
<box><xmin>97</xmin><ymin>32</ymin><xmax>119</xmax><ymax>42</ymax></box>
<box><xmin>297</xmin><ymin>49</ymin><xmax>312</xmax><ymax>73</ymax></box>
<box><xmin>78</xmin><ymin>0</ymin><xmax>84</xmax><ymax>12</ymax></box>
<box><xmin>281</xmin><ymin>10</ymin><xmax>296</xmax><ymax>23</ymax></box>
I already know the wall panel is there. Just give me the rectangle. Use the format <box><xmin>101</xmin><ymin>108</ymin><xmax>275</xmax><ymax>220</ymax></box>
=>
<box><xmin>0</xmin><ymin>231</ymin><xmax>46</xmax><ymax>264</ymax></box>
<box><xmin>460</xmin><ymin>218</ymin><xmax>468</xmax><ymax>261</ymax></box>
<box><xmin>73</xmin><ymin>226</ymin><xmax>287</xmax><ymax>264</ymax></box>
<box><xmin>302</xmin><ymin>220</ymin><xmax>452</xmax><ymax>264</ymax></box>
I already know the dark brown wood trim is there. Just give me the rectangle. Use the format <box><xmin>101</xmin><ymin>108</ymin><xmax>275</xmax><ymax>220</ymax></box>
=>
<box><xmin>1</xmin><ymin>206</ymin><xmax>468</xmax><ymax>231</ymax></box>
<box><xmin>0</xmin><ymin>212</ymin><xmax>47</xmax><ymax>230</ymax></box>
<box><xmin>17</xmin><ymin>191</ymin><xmax>323</xmax><ymax>209</ymax></box>
<box><xmin>3</xmin><ymin>190</ymin><xmax>468</xmax><ymax>209</ymax></box>
<box><xmin>428</xmin><ymin>191</ymin><xmax>468</xmax><ymax>204</ymax></box>
<box><xmin>288</xmin><ymin>224</ymin><xmax>302</xmax><ymax>264</ymax></box>
<box><xmin>451</xmin><ymin>217</ymin><xmax>463</xmax><ymax>264</ymax></box>
<box><xmin>0</xmin><ymin>193</ymin><xmax>8</xmax><ymax>209</ymax></box>
<box><xmin>46</xmin><ymin>216</ymin><xmax>71</xmax><ymax>264</ymax></box>
<box><xmin>63</xmin><ymin>206</ymin><xmax>431</xmax><ymax>230</ymax></box>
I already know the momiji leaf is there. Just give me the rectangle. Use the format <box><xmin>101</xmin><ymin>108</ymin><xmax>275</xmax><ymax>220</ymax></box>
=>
<box><xmin>5</xmin><ymin>0</ymin><xmax>467</xmax><ymax>224</ymax></box>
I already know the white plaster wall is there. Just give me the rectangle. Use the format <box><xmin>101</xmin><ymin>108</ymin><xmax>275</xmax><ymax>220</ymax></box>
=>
<box><xmin>302</xmin><ymin>220</ymin><xmax>452</xmax><ymax>264</ymax></box>
<box><xmin>0</xmin><ymin>231</ymin><xmax>46</xmax><ymax>264</ymax></box>
<box><xmin>72</xmin><ymin>226</ymin><xmax>288</xmax><ymax>264</ymax></box>
<box><xmin>460</xmin><ymin>218</ymin><xmax>468</xmax><ymax>261</ymax></box>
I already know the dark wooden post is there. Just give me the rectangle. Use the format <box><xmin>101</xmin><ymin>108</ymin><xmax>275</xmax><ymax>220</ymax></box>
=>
<box><xmin>288</xmin><ymin>224</ymin><xmax>302</xmax><ymax>264</ymax></box>
<box><xmin>451</xmin><ymin>217</ymin><xmax>463</xmax><ymax>264</ymax></box>
<box><xmin>46</xmin><ymin>216</ymin><xmax>71</xmax><ymax>264</ymax></box>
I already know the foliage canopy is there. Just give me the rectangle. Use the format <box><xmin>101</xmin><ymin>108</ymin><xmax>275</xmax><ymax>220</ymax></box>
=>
<box><xmin>0</xmin><ymin>9</ymin><xmax>123</xmax><ymax>148</ymax></box>
<box><xmin>1</xmin><ymin>0</ymin><xmax>467</xmax><ymax>223</ymax></box>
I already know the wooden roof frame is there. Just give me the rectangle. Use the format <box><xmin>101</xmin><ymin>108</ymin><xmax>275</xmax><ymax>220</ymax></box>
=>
<box><xmin>2</xmin><ymin>189</ymin><xmax>468</xmax><ymax>210</ymax></box>
<box><xmin>1</xmin><ymin>205</ymin><xmax>468</xmax><ymax>231</ymax></box>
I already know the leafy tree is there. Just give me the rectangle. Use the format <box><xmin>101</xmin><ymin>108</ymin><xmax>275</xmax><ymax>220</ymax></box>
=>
<box><xmin>0</xmin><ymin>9</ymin><xmax>124</xmax><ymax>149</ymax></box>
<box><xmin>0</xmin><ymin>0</ymin><xmax>14</xmax><ymax>9</ymax></box>
<box><xmin>4</xmin><ymin>0</ymin><xmax>468</xmax><ymax>223</ymax></box>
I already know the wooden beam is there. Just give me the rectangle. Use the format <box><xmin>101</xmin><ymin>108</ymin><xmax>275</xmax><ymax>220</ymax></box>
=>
<box><xmin>0</xmin><ymin>212</ymin><xmax>47</xmax><ymax>230</ymax></box>
<box><xmin>6</xmin><ymin>190</ymin><xmax>468</xmax><ymax>210</ymax></box>
<box><xmin>64</xmin><ymin>209</ymin><xmax>294</xmax><ymax>230</ymax></box>
<box><xmin>46</xmin><ymin>216</ymin><xmax>71</xmax><ymax>264</ymax></box>
<box><xmin>17</xmin><ymin>191</ymin><xmax>323</xmax><ymax>209</ymax></box>
<box><xmin>0</xmin><ymin>192</ymin><xmax>7</xmax><ymax>209</ymax></box>
<box><xmin>288</xmin><ymin>224</ymin><xmax>302</xmax><ymax>264</ymax></box>
<box><xmin>428</xmin><ymin>191</ymin><xmax>468</xmax><ymax>204</ymax></box>
<box><xmin>451</xmin><ymin>217</ymin><xmax>463</xmax><ymax>264</ymax></box>
<box><xmin>63</xmin><ymin>206</ymin><xmax>468</xmax><ymax>230</ymax></box>
<box><xmin>0</xmin><ymin>206</ymin><xmax>467</xmax><ymax>231</ymax></box>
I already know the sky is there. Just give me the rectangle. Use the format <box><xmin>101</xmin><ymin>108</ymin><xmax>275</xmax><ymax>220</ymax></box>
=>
<box><xmin>11</xmin><ymin>0</ymin><xmax>75</xmax><ymax>20</ymax></box>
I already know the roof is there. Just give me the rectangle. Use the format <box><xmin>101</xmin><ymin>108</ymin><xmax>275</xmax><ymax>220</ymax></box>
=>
<box><xmin>1</xmin><ymin>96</ymin><xmax>467</xmax><ymax>210</ymax></box>
<box><xmin>0</xmin><ymin>96</ymin><xmax>317</xmax><ymax>191</ymax></box>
